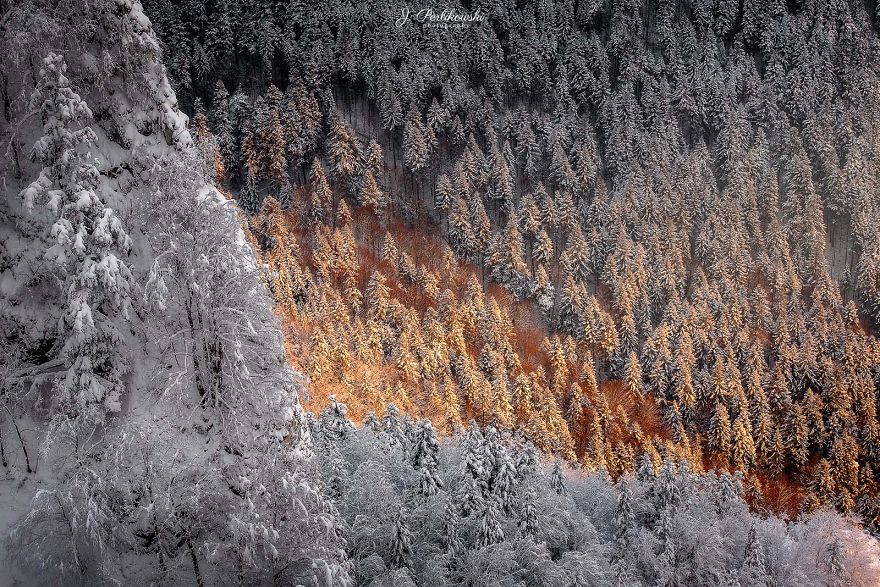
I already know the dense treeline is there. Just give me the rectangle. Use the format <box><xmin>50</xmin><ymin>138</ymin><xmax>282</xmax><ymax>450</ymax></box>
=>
<box><xmin>144</xmin><ymin>0</ymin><xmax>880</xmax><ymax>525</ymax></box>
<box><xmin>308</xmin><ymin>396</ymin><xmax>879</xmax><ymax>586</ymax></box>
<box><xmin>245</xmin><ymin>186</ymin><xmax>685</xmax><ymax>472</ymax></box>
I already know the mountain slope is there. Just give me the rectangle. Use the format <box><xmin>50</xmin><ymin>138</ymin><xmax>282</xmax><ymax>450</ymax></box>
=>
<box><xmin>144</xmin><ymin>0</ymin><xmax>880</xmax><ymax>525</ymax></box>
<box><xmin>0</xmin><ymin>0</ymin><xmax>348</xmax><ymax>584</ymax></box>
<box><xmin>0</xmin><ymin>0</ymin><xmax>879</xmax><ymax>585</ymax></box>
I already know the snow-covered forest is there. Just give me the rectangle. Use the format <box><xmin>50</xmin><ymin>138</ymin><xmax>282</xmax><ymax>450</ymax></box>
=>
<box><xmin>305</xmin><ymin>397</ymin><xmax>880</xmax><ymax>586</ymax></box>
<box><xmin>142</xmin><ymin>0</ymin><xmax>880</xmax><ymax>524</ymax></box>
<box><xmin>1</xmin><ymin>0</ymin><xmax>879</xmax><ymax>584</ymax></box>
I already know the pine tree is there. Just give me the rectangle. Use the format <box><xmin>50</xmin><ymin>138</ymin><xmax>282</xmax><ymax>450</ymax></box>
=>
<box><xmin>327</xmin><ymin>115</ymin><xmax>360</xmax><ymax>180</ymax></box>
<box><xmin>209</xmin><ymin>80</ymin><xmax>236</xmax><ymax>173</ymax></box>
<box><xmin>550</xmin><ymin>142</ymin><xmax>576</xmax><ymax>192</ymax></box>
<box><xmin>390</xmin><ymin>506</ymin><xmax>413</xmax><ymax>568</ymax></box>
<box><xmin>489</xmin><ymin>142</ymin><xmax>515</xmax><ymax>215</ymax></box>
<box><xmin>560</xmin><ymin>225</ymin><xmax>591</xmax><ymax>282</ymax></box>
<box><xmin>550</xmin><ymin>459</ymin><xmax>567</xmax><ymax>495</ymax></box>
<box><xmin>470</xmin><ymin>197</ymin><xmax>493</xmax><ymax>259</ymax></box>
<box><xmin>403</xmin><ymin>106</ymin><xmax>428</xmax><ymax>173</ymax></box>
<box><xmin>518</xmin><ymin>192</ymin><xmax>542</xmax><ymax>237</ymax></box>
<box><xmin>709</xmin><ymin>404</ymin><xmax>732</xmax><ymax>463</ymax></box>
<box><xmin>519</xmin><ymin>488</ymin><xmax>539</xmax><ymax>539</ymax></box>
<box><xmin>309</xmin><ymin>158</ymin><xmax>333</xmax><ymax>225</ymax></box>
<box><xmin>741</xmin><ymin>523</ymin><xmax>767</xmax><ymax>582</ymax></box>
<box><xmin>831</xmin><ymin>433</ymin><xmax>860</xmax><ymax>514</ymax></box>
<box><xmin>812</xmin><ymin>458</ymin><xmax>836</xmax><ymax>508</ymax></box>
<box><xmin>457</xmin><ymin>423</ymin><xmax>488</xmax><ymax>517</ymax></box>
<box><xmin>443</xmin><ymin>499</ymin><xmax>463</xmax><ymax>556</ymax></box>
<box><xmin>624</xmin><ymin>351</ymin><xmax>643</xmax><ymax>396</ymax></box>
<box><xmin>731</xmin><ymin>412</ymin><xmax>756</xmax><ymax>472</ymax></box>
<box><xmin>533</xmin><ymin>228</ymin><xmax>554</xmax><ymax>266</ymax></box>
<box><xmin>358</xmin><ymin>170</ymin><xmax>384</xmax><ymax>217</ymax></box>
<box><xmin>238</xmin><ymin>167</ymin><xmax>261</xmax><ymax>214</ymax></box>
<box><xmin>768</xmin><ymin>425</ymin><xmax>786</xmax><ymax>478</ymax></box>
<box><xmin>412</xmin><ymin>420</ymin><xmax>444</xmax><ymax>498</ymax></box>
<box><xmin>435</xmin><ymin>173</ymin><xmax>453</xmax><ymax>216</ymax></box>
<box><xmin>382</xmin><ymin>403</ymin><xmax>410</xmax><ymax>455</ymax></box>
<box><xmin>485</xmin><ymin>218</ymin><xmax>530</xmax><ymax>297</ymax></box>
<box><xmin>449</xmin><ymin>197</ymin><xmax>475</xmax><ymax>260</ymax></box>
<box><xmin>789</xmin><ymin>403</ymin><xmax>809</xmax><ymax>468</ymax></box>
<box><xmin>534</xmin><ymin>264</ymin><xmax>555</xmax><ymax>314</ymax></box>
<box><xmin>23</xmin><ymin>53</ymin><xmax>133</xmax><ymax>420</ymax></box>
<box><xmin>363</xmin><ymin>138</ymin><xmax>383</xmax><ymax>172</ymax></box>
<box><xmin>477</xmin><ymin>498</ymin><xmax>504</xmax><ymax>547</ymax></box>
<box><xmin>768</xmin><ymin>363</ymin><xmax>792</xmax><ymax>417</ymax></box>
<box><xmin>636</xmin><ymin>453</ymin><xmax>656</xmax><ymax>481</ymax></box>
<box><xmin>319</xmin><ymin>395</ymin><xmax>355</xmax><ymax>443</ymax></box>
<box><xmin>265</xmin><ymin>104</ymin><xmax>288</xmax><ymax>195</ymax></box>
<box><xmin>612</xmin><ymin>478</ymin><xmax>636</xmax><ymax>569</ymax></box>
<box><xmin>381</xmin><ymin>232</ymin><xmax>399</xmax><ymax>265</ymax></box>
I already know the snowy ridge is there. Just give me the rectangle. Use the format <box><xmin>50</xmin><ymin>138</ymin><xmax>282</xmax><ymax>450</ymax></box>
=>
<box><xmin>0</xmin><ymin>0</ymin><xmax>348</xmax><ymax>584</ymax></box>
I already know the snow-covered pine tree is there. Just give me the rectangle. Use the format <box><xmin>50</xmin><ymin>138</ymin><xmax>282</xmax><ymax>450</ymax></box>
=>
<box><xmin>22</xmin><ymin>52</ymin><xmax>133</xmax><ymax>422</ymax></box>
<box><xmin>412</xmin><ymin>420</ymin><xmax>443</xmax><ymax>498</ymax></box>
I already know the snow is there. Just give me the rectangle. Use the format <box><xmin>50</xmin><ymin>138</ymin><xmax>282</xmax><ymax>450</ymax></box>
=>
<box><xmin>0</xmin><ymin>0</ymin><xmax>321</xmax><ymax>581</ymax></box>
<box><xmin>2</xmin><ymin>0</ymin><xmax>880</xmax><ymax>584</ymax></box>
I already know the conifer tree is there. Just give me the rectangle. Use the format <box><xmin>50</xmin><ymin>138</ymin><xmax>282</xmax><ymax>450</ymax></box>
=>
<box><xmin>390</xmin><ymin>506</ymin><xmax>413</xmax><ymax>568</ymax></box>
<box><xmin>477</xmin><ymin>498</ymin><xmax>505</xmax><ymax>548</ymax></box>
<box><xmin>309</xmin><ymin>158</ymin><xmax>333</xmax><ymax>225</ymax></box>
<box><xmin>403</xmin><ymin>106</ymin><xmax>428</xmax><ymax>173</ymax></box>
<box><xmin>789</xmin><ymin>403</ymin><xmax>810</xmax><ymax>468</ymax></box>
<box><xmin>449</xmin><ymin>197</ymin><xmax>475</xmax><ymax>260</ymax></box>
<box><xmin>265</xmin><ymin>104</ymin><xmax>287</xmax><ymax>195</ymax></box>
<box><xmin>358</xmin><ymin>170</ymin><xmax>384</xmax><ymax>217</ymax></box>
<box><xmin>624</xmin><ymin>351</ymin><xmax>643</xmax><ymax>396</ymax></box>
<box><xmin>813</xmin><ymin>458</ymin><xmax>837</xmax><ymax>508</ymax></box>
<box><xmin>709</xmin><ymin>404</ymin><xmax>732</xmax><ymax>463</ymax></box>
<box><xmin>831</xmin><ymin>434</ymin><xmax>860</xmax><ymax>514</ymax></box>
<box><xmin>612</xmin><ymin>479</ymin><xmax>636</xmax><ymax>570</ymax></box>
<box><xmin>23</xmin><ymin>53</ymin><xmax>133</xmax><ymax>420</ymax></box>
<box><xmin>412</xmin><ymin>421</ymin><xmax>444</xmax><ymax>498</ymax></box>
<box><xmin>328</xmin><ymin>115</ymin><xmax>360</xmax><ymax>180</ymax></box>
<box><xmin>209</xmin><ymin>80</ymin><xmax>236</xmax><ymax>172</ymax></box>
<box><xmin>731</xmin><ymin>413</ymin><xmax>756</xmax><ymax>472</ymax></box>
<box><xmin>550</xmin><ymin>459</ymin><xmax>567</xmax><ymax>495</ymax></box>
<box><xmin>435</xmin><ymin>173</ymin><xmax>453</xmax><ymax>216</ymax></box>
<box><xmin>533</xmin><ymin>228</ymin><xmax>554</xmax><ymax>267</ymax></box>
<box><xmin>518</xmin><ymin>488</ymin><xmax>539</xmax><ymax>539</ymax></box>
<box><xmin>443</xmin><ymin>499</ymin><xmax>463</xmax><ymax>556</ymax></box>
<box><xmin>768</xmin><ymin>426</ymin><xmax>787</xmax><ymax>478</ymax></box>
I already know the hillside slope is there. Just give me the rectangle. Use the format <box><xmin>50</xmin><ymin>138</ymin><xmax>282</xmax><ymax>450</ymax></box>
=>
<box><xmin>0</xmin><ymin>0</ymin><xmax>348</xmax><ymax>584</ymax></box>
<box><xmin>0</xmin><ymin>1</ymin><xmax>879</xmax><ymax>585</ymax></box>
<box><xmin>145</xmin><ymin>0</ymin><xmax>880</xmax><ymax>525</ymax></box>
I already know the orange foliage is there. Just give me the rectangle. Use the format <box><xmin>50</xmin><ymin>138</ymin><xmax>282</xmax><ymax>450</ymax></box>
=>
<box><xmin>246</xmin><ymin>198</ymin><xmax>690</xmax><ymax>474</ymax></box>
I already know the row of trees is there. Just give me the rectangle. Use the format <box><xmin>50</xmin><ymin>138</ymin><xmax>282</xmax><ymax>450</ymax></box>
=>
<box><xmin>308</xmin><ymin>397</ymin><xmax>879</xmax><ymax>586</ymax></box>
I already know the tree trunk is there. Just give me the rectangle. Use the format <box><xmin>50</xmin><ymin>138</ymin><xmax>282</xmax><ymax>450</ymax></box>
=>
<box><xmin>0</xmin><ymin>417</ymin><xmax>7</xmax><ymax>468</ymax></box>
<box><xmin>187</xmin><ymin>539</ymin><xmax>204</xmax><ymax>587</ymax></box>
<box><xmin>5</xmin><ymin>406</ymin><xmax>30</xmax><ymax>473</ymax></box>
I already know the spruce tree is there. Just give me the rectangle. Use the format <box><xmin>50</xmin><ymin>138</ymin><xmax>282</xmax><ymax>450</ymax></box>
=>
<box><xmin>412</xmin><ymin>420</ymin><xmax>444</xmax><ymax>498</ymax></box>
<box><xmin>390</xmin><ymin>506</ymin><xmax>413</xmax><ymax>568</ymax></box>
<box><xmin>23</xmin><ymin>53</ymin><xmax>133</xmax><ymax>421</ymax></box>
